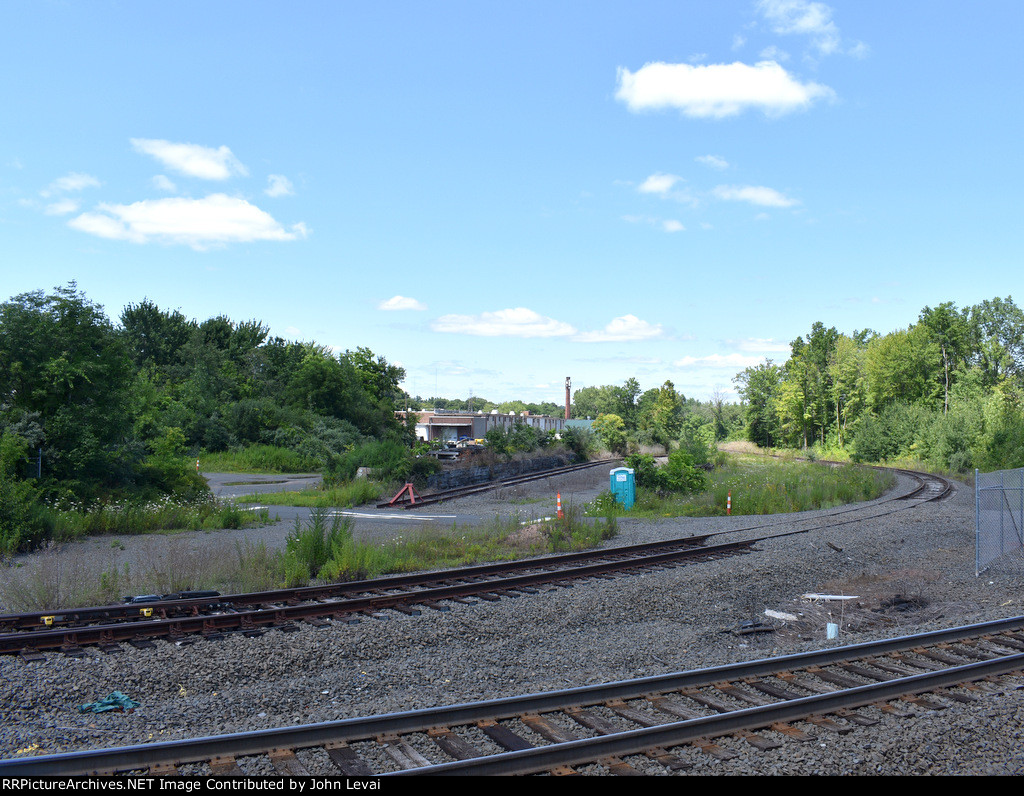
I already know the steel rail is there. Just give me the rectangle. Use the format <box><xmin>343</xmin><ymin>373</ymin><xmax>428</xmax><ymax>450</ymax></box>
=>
<box><xmin>0</xmin><ymin>467</ymin><xmax>953</xmax><ymax>648</ymax></box>
<box><xmin>395</xmin><ymin>653</ymin><xmax>1024</xmax><ymax>776</ymax></box>
<box><xmin>0</xmin><ymin>539</ymin><xmax>754</xmax><ymax>653</ymax></box>
<box><xmin>4</xmin><ymin>614</ymin><xmax>1023</xmax><ymax>776</ymax></box>
<box><xmin>0</xmin><ymin>535</ymin><xmax>711</xmax><ymax>632</ymax></box>
<box><xmin>378</xmin><ymin>459</ymin><xmax>610</xmax><ymax>508</ymax></box>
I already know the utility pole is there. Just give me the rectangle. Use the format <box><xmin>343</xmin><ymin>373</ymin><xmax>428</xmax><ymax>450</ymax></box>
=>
<box><xmin>565</xmin><ymin>376</ymin><xmax>571</xmax><ymax>420</ymax></box>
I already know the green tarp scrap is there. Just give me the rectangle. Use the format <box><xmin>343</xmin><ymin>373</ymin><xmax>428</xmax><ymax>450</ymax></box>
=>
<box><xmin>77</xmin><ymin>691</ymin><xmax>140</xmax><ymax>713</ymax></box>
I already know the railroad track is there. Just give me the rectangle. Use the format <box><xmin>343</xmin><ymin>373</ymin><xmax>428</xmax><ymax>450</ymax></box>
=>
<box><xmin>377</xmin><ymin>459</ymin><xmax>610</xmax><ymax>508</ymax></box>
<box><xmin>0</xmin><ymin>467</ymin><xmax>953</xmax><ymax>657</ymax></box>
<box><xmin>4</xmin><ymin>615</ymin><xmax>1021</xmax><ymax>776</ymax></box>
<box><xmin>0</xmin><ymin>536</ymin><xmax>751</xmax><ymax>656</ymax></box>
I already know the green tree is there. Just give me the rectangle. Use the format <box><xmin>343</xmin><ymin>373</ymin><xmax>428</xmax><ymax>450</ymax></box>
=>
<box><xmin>865</xmin><ymin>325</ymin><xmax>941</xmax><ymax>412</ymax></box>
<box><xmin>592</xmin><ymin>413</ymin><xmax>627</xmax><ymax>455</ymax></box>
<box><xmin>639</xmin><ymin>381</ymin><xmax>684</xmax><ymax>453</ymax></box>
<box><xmin>969</xmin><ymin>297</ymin><xmax>1024</xmax><ymax>385</ymax></box>
<box><xmin>734</xmin><ymin>362</ymin><xmax>782</xmax><ymax>448</ymax></box>
<box><xmin>0</xmin><ymin>285</ymin><xmax>135</xmax><ymax>494</ymax></box>
<box><xmin>920</xmin><ymin>302</ymin><xmax>970</xmax><ymax>414</ymax></box>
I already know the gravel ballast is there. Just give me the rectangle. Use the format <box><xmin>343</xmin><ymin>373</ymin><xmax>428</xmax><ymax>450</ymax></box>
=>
<box><xmin>2</xmin><ymin>465</ymin><xmax>1024</xmax><ymax>775</ymax></box>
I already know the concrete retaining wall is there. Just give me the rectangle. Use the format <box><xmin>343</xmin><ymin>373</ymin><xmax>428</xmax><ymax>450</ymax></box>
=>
<box><xmin>426</xmin><ymin>453</ymin><xmax>574</xmax><ymax>491</ymax></box>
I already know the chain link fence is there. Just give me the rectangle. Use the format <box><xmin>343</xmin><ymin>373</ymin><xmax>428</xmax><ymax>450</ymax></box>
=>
<box><xmin>976</xmin><ymin>467</ymin><xmax>1024</xmax><ymax>575</ymax></box>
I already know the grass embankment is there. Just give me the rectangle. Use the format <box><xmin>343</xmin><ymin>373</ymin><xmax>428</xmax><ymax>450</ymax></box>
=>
<box><xmin>591</xmin><ymin>455</ymin><xmax>894</xmax><ymax>519</ymax></box>
<box><xmin>1</xmin><ymin>456</ymin><xmax>891</xmax><ymax>611</ymax></box>
<box><xmin>40</xmin><ymin>498</ymin><xmax>271</xmax><ymax>542</ymax></box>
<box><xmin>0</xmin><ymin>505</ymin><xmax>616</xmax><ymax>611</ymax></box>
<box><xmin>237</xmin><ymin>480</ymin><xmax>384</xmax><ymax>508</ymax></box>
<box><xmin>198</xmin><ymin>445</ymin><xmax>321</xmax><ymax>474</ymax></box>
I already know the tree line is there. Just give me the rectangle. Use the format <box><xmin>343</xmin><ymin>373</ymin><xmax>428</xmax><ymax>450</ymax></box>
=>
<box><xmin>733</xmin><ymin>297</ymin><xmax>1024</xmax><ymax>472</ymax></box>
<box><xmin>571</xmin><ymin>378</ymin><xmax>743</xmax><ymax>459</ymax></box>
<box><xmin>0</xmin><ymin>284</ymin><xmax>411</xmax><ymax>511</ymax></box>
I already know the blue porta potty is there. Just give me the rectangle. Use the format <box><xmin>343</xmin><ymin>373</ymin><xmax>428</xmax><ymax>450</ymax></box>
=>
<box><xmin>609</xmin><ymin>467</ymin><xmax>636</xmax><ymax>510</ymax></box>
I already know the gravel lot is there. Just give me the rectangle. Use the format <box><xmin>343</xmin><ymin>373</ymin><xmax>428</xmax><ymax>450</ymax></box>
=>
<box><xmin>2</xmin><ymin>464</ymin><xmax>1024</xmax><ymax>775</ymax></box>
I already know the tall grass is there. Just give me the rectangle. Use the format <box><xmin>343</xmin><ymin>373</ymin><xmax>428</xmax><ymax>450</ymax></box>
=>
<box><xmin>237</xmin><ymin>480</ymin><xmax>383</xmax><ymax>508</ymax></box>
<box><xmin>589</xmin><ymin>457</ymin><xmax>894</xmax><ymax>518</ymax></box>
<box><xmin>38</xmin><ymin>496</ymin><xmax>270</xmax><ymax>542</ymax></box>
<box><xmin>198</xmin><ymin>445</ymin><xmax>321</xmax><ymax>474</ymax></box>
<box><xmin>1</xmin><ymin>504</ymin><xmax>621</xmax><ymax>611</ymax></box>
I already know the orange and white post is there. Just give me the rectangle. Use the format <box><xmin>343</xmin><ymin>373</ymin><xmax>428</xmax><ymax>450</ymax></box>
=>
<box><xmin>727</xmin><ymin>491</ymin><xmax>731</xmax><ymax>515</ymax></box>
<box><xmin>557</xmin><ymin>492</ymin><xmax>563</xmax><ymax>519</ymax></box>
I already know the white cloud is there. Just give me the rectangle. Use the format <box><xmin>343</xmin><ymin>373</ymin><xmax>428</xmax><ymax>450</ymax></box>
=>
<box><xmin>756</xmin><ymin>0</ymin><xmax>865</xmax><ymax>58</ymax></box>
<box><xmin>42</xmin><ymin>172</ymin><xmax>100</xmax><ymax>197</ymax></box>
<box><xmin>575</xmin><ymin>315</ymin><xmax>666</xmax><ymax>343</ymax></box>
<box><xmin>378</xmin><ymin>295</ymin><xmax>427</xmax><ymax>311</ymax></box>
<box><xmin>674</xmin><ymin>353</ymin><xmax>768</xmax><ymax>368</ymax></box>
<box><xmin>713</xmin><ymin>184</ymin><xmax>799</xmax><ymax>207</ymax></box>
<box><xmin>695</xmin><ymin>155</ymin><xmax>729</xmax><ymax>170</ymax></box>
<box><xmin>265</xmin><ymin>174</ymin><xmax>294</xmax><ymax>197</ymax></box>
<box><xmin>130</xmin><ymin>138</ymin><xmax>248</xmax><ymax>180</ymax></box>
<box><xmin>432</xmin><ymin>308</ymin><xmax>576</xmax><ymax>338</ymax></box>
<box><xmin>151</xmin><ymin>175</ymin><xmax>177</xmax><ymax>192</ymax></box>
<box><xmin>759</xmin><ymin>45</ymin><xmax>790</xmax><ymax>62</ymax></box>
<box><xmin>615</xmin><ymin>60</ymin><xmax>834</xmax><ymax>118</ymax></box>
<box><xmin>44</xmin><ymin>199</ymin><xmax>80</xmax><ymax>216</ymax></box>
<box><xmin>638</xmin><ymin>173</ymin><xmax>682</xmax><ymax>195</ymax></box>
<box><xmin>848</xmin><ymin>41</ymin><xmax>871</xmax><ymax>59</ymax></box>
<box><xmin>728</xmin><ymin>337</ymin><xmax>792</xmax><ymax>353</ymax></box>
<box><xmin>68</xmin><ymin>194</ymin><xmax>308</xmax><ymax>250</ymax></box>
<box><xmin>621</xmin><ymin>214</ymin><xmax>686</xmax><ymax>233</ymax></box>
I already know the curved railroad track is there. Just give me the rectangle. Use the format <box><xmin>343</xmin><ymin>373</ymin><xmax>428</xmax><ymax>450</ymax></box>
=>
<box><xmin>0</xmin><ymin>467</ymin><xmax>953</xmax><ymax>657</ymax></box>
<box><xmin>2</xmin><ymin>614</ymin><xmax>1019</xmax><ymax>776</ymax></box>
<box><xmin>376</xmin><ymin>458</ymin><xmax>610</xmax><ymax>508</ymax></box>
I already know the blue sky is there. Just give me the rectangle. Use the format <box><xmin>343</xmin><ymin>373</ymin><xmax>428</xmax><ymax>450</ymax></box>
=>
<box><xmin>2</xmin><ymin>1</ymin><xmax>1022</xmax><ymax>405</ymax></box>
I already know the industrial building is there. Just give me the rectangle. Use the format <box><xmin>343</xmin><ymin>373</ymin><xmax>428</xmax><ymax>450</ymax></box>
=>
<box><xmin>399</xmin><ymin>409</ymin><xmax>566</xmax><ymax>443</ymax></box>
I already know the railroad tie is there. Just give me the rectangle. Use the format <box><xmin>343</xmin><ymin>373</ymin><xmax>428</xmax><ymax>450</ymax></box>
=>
<box><xmin>268</xmin><ymin>749</ymin><xmax>309</xmax><ymax>776</ymax></box>
<box><xmin>646</xmin><ymin>695</ymin><xmax>703</xmax><ymax>720</ymax></box>
<box><xmin>681</xmin><ymin>688</ymin><xmax>739</xmax><ymax>713</ymax></box>
<box><xmin>324</xmin><ymin>743</ymin><xmax>375</xmax><ymax>776</ymax></box>
<box><xmin>690</xmin><ymin>738</ymin><xmax>739</xmax><ymax>760</ymax></box>
<box><xmin>838</xmin><ymin>662</ymin><xmax>896</xmax><ymax>682</ymax></box>
<box><xmin>377</xmin><ymin>736</ymin><xmax>433</xmax><ymax>770</ymax></box>
<box><xmin>935</xmin><ymin>687</ymin><xmax>979</xmax><ymax>704</ymax></box>
<box><xmin>951</xmin><ymin>642</ymin><xmax>1001</xmax><ymax>661</ymax></box>
<box><xmin>734</xmin><ymin>731</ymin><xmax>781</xmax><ymax>751</ymax></box>
<box><xmin>714</xmin><ymin>683</ymin><xmax>773</xmax><ymax>706</ymax></box>
<box><xmin>980</xmin><ymin>635</ymin><xmax>1024</xmax><ymax>652</ymax></box>
<box><xmin>427</xmin><ymin>727</ymin><xmax>483</xmax><ymax>761</ymax></box>
<box><xmin>913</xmin><ymin>646</ymin><xmax>969</xmax><ymax>666</ymax></box>
<box><xmin>645</xmin><ymin>747</ymin><xmax>694</xmax><ymax>771</ymax></box>
<box><xmin>521</xmin><ymin>713</ymin><xmax>583</xmax><ymax>744</ymax></box>
<box><xmin>872</xmin><ymin>702</ymin><xmax>915</xmax><ymax>718</ymax></box>
<box><xmin>208</xmin><ymin>757</ymin><xmax>244</xmax><ymax>776</ymax></box>
<box><xmin>745</xmin><ymin>679</ymin><xmax>807</xmax><ymax>701</ymax></box>
<box><xmin>834</xmin><ymin>709</ymin><xmax>879</xmax><ymax>727</ymax></box>
<box><xmin>805</xmin><ymin>666</ymin><xmax>865</xmax><ymax>689</ymax></box>
<box><xmin>605</xmin><ymin>699</ymin><xmax>661</xmax><ymax>727</ymax></box>
<box><xmin>599</xmin><ymin>756</ymin><xmax>643</xmax><ymax>776</ymax></box>
<box><xmin>566</xmin><ymin>707</ymin><xmax>622</xmax><ymax>735</ymax></box>
<box><xmin>769</xmin><ymin>723</ymin><xmax>815</xmax><ymax>742</ymax></box>
<box><xmin>804</xmin><ymin>715</ymin><xmax>853</xmax><ymax>734</ymax></box>
<box><xmin>899</xmin><ymin>694</ymin><xmax>949</xmax><ymax>711</ymax></box>
<box><xmin>477</xmin><ymin>719</ymin><xmax>535</xmax><ymax>752</ymax></box>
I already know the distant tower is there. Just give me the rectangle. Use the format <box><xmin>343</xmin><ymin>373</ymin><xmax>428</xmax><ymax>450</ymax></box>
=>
<box><xmin>565</xmin><ymin>376</ymin><xmax>571</xmax><ymax>420</ymax></box>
